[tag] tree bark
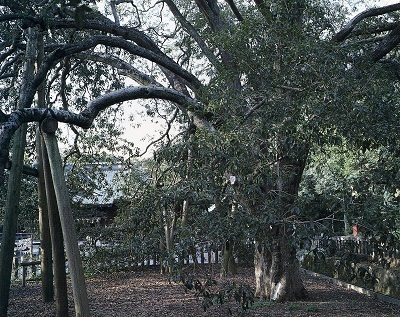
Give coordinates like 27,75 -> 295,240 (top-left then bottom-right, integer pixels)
41,118 -> 91,317
254,240 -> 270,298
181,129 -> 195,228
250,143 -> 309,301
254,226 -> 307,302
221,203 -> 238,278
221,240 -> 237,277
162,203 -> 178,273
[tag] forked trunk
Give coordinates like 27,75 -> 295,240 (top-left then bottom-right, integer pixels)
254,227 -> 307,301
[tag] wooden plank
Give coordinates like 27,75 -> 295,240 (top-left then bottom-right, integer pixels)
0,124 -> 27,317
5,160 -> 39,177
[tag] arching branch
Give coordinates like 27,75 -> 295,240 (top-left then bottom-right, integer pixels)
81,86 -> 203,120
333,3 -> 400,42
0,12 -> 161,59
371,24 -> 400,61
0,11 -> 202,90
0,86 -> 213,177
15,34 -> 203,111
89,35 -> 202,90
334,3 -> 400,61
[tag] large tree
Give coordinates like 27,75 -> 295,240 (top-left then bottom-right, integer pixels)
0,0 -> 399,309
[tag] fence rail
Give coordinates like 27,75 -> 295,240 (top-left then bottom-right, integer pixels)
10,238 -> 237,285
9,233 -> 41,283
312,235 -> 400,264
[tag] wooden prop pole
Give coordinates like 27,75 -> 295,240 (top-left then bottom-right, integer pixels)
41,117 -> 91,317
41,136 -> 69,316
0,124 -> 27,317
36,131 -> 54,302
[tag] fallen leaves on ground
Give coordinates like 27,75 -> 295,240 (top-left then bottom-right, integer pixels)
7,266 -> 400,317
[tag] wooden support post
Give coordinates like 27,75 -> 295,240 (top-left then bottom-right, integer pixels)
37,131 -> 54,302
36,29 -> 54,302
0,27 -> 36,317
41,117 -> 91,317
0,124 -> 27,317
42,136 -> 69,316
22,266 -> 27,287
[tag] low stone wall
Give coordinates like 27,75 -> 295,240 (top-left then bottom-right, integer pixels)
301,251 -> 400,299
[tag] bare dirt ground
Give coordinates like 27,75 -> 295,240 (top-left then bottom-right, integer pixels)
7,265 -> 400,317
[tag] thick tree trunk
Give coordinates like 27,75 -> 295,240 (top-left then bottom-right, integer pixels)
252,144 -> 309,301
254,227 -> 307,301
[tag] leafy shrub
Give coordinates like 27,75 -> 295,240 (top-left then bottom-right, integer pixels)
180,271 -> 254,316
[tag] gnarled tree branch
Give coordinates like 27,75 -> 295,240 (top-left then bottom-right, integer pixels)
0,12 -> 203,91
225,0 -> 243,22
371,24 -> 400,61
334,3 -> 400,61
333,3 -> 400,42
0,86 -> 213,177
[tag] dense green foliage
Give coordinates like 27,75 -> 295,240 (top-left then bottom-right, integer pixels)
301,144 -> 400,238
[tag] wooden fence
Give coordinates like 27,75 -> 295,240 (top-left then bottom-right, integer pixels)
10,238 -> 232,285
10,233 -> 41,283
